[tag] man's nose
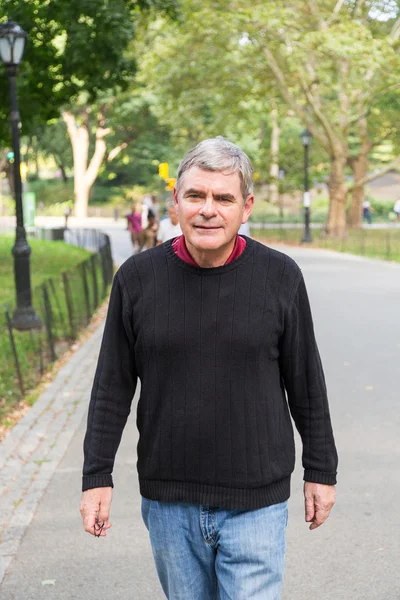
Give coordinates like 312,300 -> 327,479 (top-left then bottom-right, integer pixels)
199,195 -> 217,218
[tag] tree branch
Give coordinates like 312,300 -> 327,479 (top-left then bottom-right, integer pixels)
107,141 -> 130,162
299,78 -> 340,153
349,158 -> 400,191
84,110 -> 111,188
62,111 -> 78,145
260,45 -> 331,152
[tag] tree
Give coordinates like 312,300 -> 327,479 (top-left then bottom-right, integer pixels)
0,0 -> 178,215
135,0 -> 400,235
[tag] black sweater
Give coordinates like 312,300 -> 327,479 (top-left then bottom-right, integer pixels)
83,237 -> 338,510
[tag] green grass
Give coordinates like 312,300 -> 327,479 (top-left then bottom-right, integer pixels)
0,236 -> 92,305
252,227 -> 400,263
0,235 -> 110,426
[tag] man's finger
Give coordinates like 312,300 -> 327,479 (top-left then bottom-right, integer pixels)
309,505 -> 331,530
304,495 -> 315,523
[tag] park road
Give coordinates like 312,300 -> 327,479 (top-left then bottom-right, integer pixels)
0,225 -> 399,599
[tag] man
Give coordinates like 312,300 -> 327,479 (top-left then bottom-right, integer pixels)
81,136 -> 338,599
156,201 -> 182,244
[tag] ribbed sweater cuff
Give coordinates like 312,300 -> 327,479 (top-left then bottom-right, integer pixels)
82,474 -> 114,491
304,469 -> 337,485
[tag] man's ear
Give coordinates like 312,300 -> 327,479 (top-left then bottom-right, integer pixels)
173,187 -> 179,210
242,194 -> 254,223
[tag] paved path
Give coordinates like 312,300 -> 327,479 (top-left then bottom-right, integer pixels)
0,233 -> 400,599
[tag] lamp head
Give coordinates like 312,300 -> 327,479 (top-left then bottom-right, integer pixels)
0,18 -> 27,66
300,129 -> 312,147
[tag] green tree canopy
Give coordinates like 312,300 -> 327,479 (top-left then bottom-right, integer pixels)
0,0 -> 177,143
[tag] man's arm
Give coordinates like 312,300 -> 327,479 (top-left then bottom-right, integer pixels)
81,270 -> 137,534
279,271 -> 338,528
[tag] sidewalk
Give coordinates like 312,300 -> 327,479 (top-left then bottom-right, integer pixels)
0,318 -> 161,598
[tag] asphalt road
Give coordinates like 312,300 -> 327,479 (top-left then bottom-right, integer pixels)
1,222 -> 399,599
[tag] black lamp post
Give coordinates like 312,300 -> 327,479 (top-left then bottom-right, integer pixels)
0,18 -> 41,330
300,128 -> 312,243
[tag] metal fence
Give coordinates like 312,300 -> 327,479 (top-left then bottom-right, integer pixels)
252,224 -> 400,262
0,229 -> 113,421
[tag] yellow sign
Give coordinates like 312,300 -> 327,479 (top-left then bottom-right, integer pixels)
158,162 -> 169,180
165,177 -> 176,191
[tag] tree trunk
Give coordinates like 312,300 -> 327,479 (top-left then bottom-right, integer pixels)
63,108 -> 110,219
348,152 -> 368,228
55,159 -> 68,183
268,107 -> 280,204
325,156 -> 348,236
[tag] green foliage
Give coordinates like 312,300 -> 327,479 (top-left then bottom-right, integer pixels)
0,0 -> 179,144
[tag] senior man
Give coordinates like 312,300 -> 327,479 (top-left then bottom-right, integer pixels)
81,136 -> 338,600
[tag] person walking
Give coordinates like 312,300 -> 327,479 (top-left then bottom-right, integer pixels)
126,202 -> 142,253
156,201 -> 182,245
393,199 -> 400,221
138,209 -> 158,251
80,136 -> 338,600
362,198 -> 373,224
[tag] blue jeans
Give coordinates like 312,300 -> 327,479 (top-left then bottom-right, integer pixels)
141,498 -> 288,600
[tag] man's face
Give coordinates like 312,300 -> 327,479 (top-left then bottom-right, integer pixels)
173,167 -> 254,253
168,204 -> 179,225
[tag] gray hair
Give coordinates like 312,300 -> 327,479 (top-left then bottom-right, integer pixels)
176,136 -> 254,198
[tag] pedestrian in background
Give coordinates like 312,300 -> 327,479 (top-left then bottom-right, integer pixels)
393,199 -> 400,221
156,201 -> 182,245
80,136 -> 338,600
126,202 -> 142,253
143,194 -> 160,222
362,198 -> 373,224
138,209 -> 158,251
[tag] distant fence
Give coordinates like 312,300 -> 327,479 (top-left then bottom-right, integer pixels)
0,229 -> 113,420
252,224 -> 400,262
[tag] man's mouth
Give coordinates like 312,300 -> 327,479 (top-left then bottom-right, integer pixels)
194,225 -> 222,230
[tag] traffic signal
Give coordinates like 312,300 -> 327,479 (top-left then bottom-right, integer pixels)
6,151 -> 14,162
158,162 -> 169,180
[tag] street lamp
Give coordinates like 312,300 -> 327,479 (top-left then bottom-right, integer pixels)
0,18 -> 41,330
300,128 -> 312,243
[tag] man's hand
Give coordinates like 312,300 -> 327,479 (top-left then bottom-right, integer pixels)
304,482 -> 336,531
80,487 -> 113,537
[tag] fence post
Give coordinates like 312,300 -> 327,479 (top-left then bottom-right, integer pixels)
42,283 -> 57,362
30,329 -> 44,376
100,247 -> 107,298
106,237 -> 113,283
48,277 -> 67,336
5,311 -> 25,396
80,262 -> 91,323
62,272 -> 75,338
90,254 -> 99,309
